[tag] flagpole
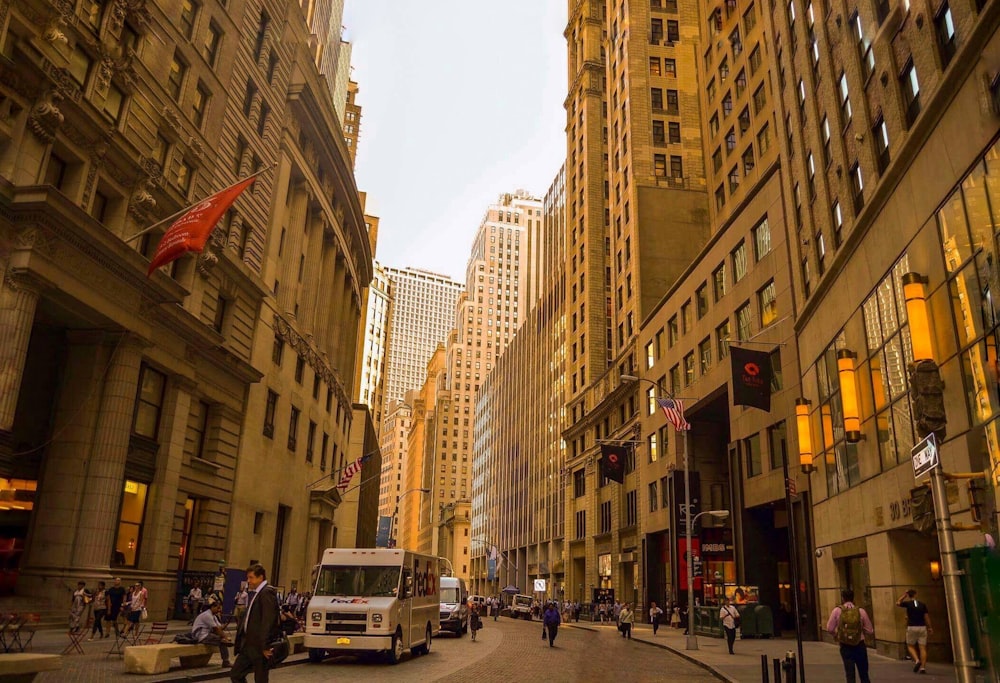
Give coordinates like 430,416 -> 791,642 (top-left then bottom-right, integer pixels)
124,164 -> 275,243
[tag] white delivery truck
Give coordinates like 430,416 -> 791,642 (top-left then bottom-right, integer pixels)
305,548 -> 440,664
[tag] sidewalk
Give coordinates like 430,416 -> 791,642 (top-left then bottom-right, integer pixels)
569,621 -> 957,683
15,619 -> 309,683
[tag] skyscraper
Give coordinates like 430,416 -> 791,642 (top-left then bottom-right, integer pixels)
381,267 -> 463,414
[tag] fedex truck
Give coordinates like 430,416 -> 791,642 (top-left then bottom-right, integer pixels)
304,548 -> 440,664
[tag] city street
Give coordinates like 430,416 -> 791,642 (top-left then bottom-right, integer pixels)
265,619 -> 718,683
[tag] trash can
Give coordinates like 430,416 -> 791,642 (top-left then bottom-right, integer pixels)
754,604 -> 774,638
738,604 -> 759,638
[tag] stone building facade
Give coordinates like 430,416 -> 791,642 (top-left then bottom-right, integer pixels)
0,0 -> 369,612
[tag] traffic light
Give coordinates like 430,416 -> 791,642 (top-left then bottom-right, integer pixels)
910,485 -> 935,534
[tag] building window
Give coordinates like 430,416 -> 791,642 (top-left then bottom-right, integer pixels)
758,280 -> 778,327
807,152 -> 817,198
190,399 -> 211,461
681,300 -> 692,334
664,58 -> 676,76
180,0 -> 198,38
574,469 -> 586,497
713,263 -> 728,301
873,116 -> 890,172
768,421 -> 787,470
576,510 -> 586,539
757,122 -> 771,155
684,352 -> 696,385
115,480 -> 149,568
817,333 -> 863,495
667,20 -> 679,42
716,320 -> 731,359
306,421 -> 316,463
257,102 -> 270,137
243,80 -> 257,116
652,87 -> 664,110
732,241 -> 748,282
625,490 -> 638,527
653,120 -> 665,144
838,72 -> 852,126
176,160 -> 193,194
851,162 -> 864,213
668,121 -> 681,143
294,356 -> 305,384
203,22 -> 222,65
726,128 -> 737,152
671,156 -> 683,178
132,365 -> 167,439
852,12 -> 874,81
668,316 -> 679,346
696,283 -> 709,318
821,115 -> 832,166
729,167 -> 740,193
901,59 -> 921,126
648,432 -> 659,462
744,433 -> 762,476
832,200 -> 844,247
935,3 -> 956,66
699,337 -> 712,374
213,295 -> 228,332
802,257 -> 812,298
649,481 -> 659,512
650,57 -> 662,76
666,89 -> 679,113
288,406 -> 300,451
736,301 -> 753,341
192,81 -> 210,127
654,154 -> 667,177
168,52 -> 186,101
753,217 -> 771,260
670,365 -> 682,395
254,9 -> 269,60
263,389 -> 277,438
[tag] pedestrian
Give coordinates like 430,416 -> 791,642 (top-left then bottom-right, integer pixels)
574,601 -> 581,622
827,588 -> 874,683
193,598 -> 233,668
123,582 -> 146,638
671,605 -> 681,629
89,581 -> 107,640
897,589 -> 933,674
613,600 -> 622,626
470,604 -> 482,641
493,596 -> 499,621
106,577 -> 126,635
69,581 -> 89,633
720,596 -> 739,654
649,601 -> 663,635
235,585 -> 249,622
619,603 -> 634,639
187,583 -> 204,623
231,564 -> 280,683
543,602 -> 561,647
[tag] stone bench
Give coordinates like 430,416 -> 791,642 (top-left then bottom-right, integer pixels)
288,632 -> 305,653
123,643 -> 216,675
0,653 -> 62,683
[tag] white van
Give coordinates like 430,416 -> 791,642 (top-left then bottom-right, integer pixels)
510,594 -> 533,619
304,548 -> 440,664
438,576 -> 468,635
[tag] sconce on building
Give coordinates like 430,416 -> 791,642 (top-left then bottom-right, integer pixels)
930,559 -> 941,581
837,350 -> 862,443
795,398 -> 816,474
903,273 -> 934,362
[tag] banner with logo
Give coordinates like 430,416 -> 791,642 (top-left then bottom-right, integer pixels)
731,345 -> 773,411
600,444 -> 627,483
375,515 -> 392,548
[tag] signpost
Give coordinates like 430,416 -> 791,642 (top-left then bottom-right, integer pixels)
911,433 -> 940,481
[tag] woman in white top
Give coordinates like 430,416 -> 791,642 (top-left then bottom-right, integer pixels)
720,596 -> 740,655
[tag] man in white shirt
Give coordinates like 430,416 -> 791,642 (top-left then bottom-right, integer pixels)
192,599 -> 232,668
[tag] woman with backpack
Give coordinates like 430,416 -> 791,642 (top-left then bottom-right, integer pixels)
719,596 -> 740,654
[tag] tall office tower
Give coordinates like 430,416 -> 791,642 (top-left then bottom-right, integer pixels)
561,0 -> 711,610
764,0 -> 1000,655
411,190 -> 541,573
308,0 -> 347,104
344,80 -> 362,168
381,267 -> 463,414
355,262 -> 392,432
471,168 -> 567,596
378,399 -> 413,522
331,40 -> 353,126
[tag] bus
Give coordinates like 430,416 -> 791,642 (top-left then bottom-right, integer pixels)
304,548 -> 440,664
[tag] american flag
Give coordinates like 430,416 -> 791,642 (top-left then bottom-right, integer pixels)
336,454 -> 371,491
657,397 -> 691,431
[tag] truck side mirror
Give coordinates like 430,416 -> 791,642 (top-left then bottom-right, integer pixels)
405,575 -> 414,598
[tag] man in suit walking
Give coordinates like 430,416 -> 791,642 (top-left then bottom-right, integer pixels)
231,564 -> 280,683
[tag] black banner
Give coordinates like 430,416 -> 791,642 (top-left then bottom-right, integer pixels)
731,345 -> 773,411
600,444 -> 627,484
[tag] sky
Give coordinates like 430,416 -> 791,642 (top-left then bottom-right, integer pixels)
342,1 -> 567,282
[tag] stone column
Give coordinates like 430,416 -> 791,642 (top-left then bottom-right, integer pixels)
0,273 -> 39,431
279,182 -> 309,316
299,213 -> 325,336
314,236 -> 335,347
72,334 -> 146,571
324,254 -> 346,361
137,378 -> 194,572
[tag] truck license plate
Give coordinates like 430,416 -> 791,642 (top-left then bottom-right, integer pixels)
336,637 -> 351,645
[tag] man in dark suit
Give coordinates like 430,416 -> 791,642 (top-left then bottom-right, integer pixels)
230,564 -> 280,683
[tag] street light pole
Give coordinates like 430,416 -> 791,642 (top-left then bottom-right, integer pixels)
388,487 -> 429,549
685,509 -> 731,650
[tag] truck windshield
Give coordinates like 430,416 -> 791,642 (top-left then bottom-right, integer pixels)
440,587 -> 460,603
514,596 -> 531,606
314,565 -> 400,598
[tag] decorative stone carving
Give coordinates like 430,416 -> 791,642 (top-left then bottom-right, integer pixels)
43,17 -> 68,44
14,226 -> 57,255
27,89 -> 63,142
161,106 -> 182,137
187,137 -> 204,165
39,62 -> 81,103
128,176 -> 156,218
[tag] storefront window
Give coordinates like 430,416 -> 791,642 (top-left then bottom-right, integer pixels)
115,479 -> 148,568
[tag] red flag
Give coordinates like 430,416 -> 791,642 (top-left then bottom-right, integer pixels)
145,176 -> 256,276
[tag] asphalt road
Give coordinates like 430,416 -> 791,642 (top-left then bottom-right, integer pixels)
265,617 -> 720,682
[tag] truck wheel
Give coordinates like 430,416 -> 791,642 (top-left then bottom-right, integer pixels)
308,648 -> 325,663
413,624 -> 432,655
386,630 -> 404,664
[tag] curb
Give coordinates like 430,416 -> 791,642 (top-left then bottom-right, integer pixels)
154,653 -> 311,683
630,636 -> 738,683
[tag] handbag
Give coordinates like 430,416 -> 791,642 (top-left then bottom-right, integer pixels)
141,607 -> 148,621
267,635 -> 290,667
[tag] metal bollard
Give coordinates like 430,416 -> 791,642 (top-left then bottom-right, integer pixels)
761,654 -> 770,683
782,651 -> 797,683
773,658 -> 782,683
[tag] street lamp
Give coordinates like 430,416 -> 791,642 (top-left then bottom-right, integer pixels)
621,373 -> 703,651
388,487 -> 430,549
686,510 -> 730,649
